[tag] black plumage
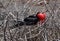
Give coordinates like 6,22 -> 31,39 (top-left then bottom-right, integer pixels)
24,14 -> 39,25
15,13 -> 40,26
15,21 -> 24,27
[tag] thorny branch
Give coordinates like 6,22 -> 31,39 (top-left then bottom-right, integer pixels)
0,0 -> 60,41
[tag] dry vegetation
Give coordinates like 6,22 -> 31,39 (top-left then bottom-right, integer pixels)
0,0 -> 60,41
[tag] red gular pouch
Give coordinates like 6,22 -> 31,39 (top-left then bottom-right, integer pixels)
36,12 -> 46,24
